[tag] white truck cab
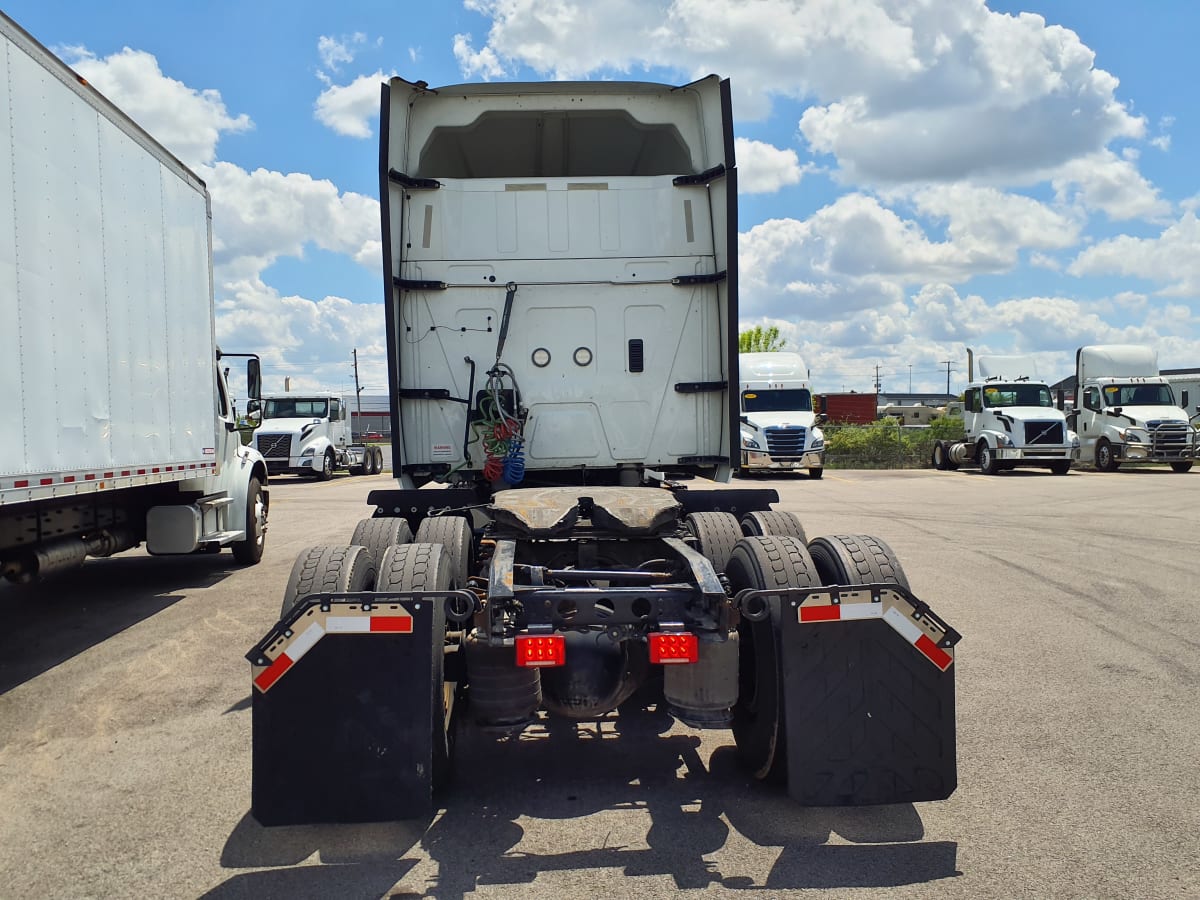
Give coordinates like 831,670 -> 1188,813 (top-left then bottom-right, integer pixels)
255,395 -> 382,479
1072,346 -> 1196,473
738,352 -> 825,478
932,353 -> 1079,475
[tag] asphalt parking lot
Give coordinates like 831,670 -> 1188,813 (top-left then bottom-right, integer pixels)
1,465 -> 1198,898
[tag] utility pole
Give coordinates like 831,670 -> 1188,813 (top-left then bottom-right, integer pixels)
352,349 -> 364,434
941,360 -> 954,396
874,364 -> 882,394
908,364 -> 913,393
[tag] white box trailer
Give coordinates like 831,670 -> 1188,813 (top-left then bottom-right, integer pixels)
0,12 -> 270,580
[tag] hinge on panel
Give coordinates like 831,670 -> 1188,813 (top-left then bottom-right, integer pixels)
672,271 -> 727,286
397,388 -> 452,400
675,381 -> 727,394
672,164 -> 726,186
394,277 -> 447,291
388,169 -> 441,190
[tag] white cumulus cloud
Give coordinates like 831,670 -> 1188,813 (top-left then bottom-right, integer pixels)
64,47 -> 251,169
735,138 -> 804,193
314,71 -> 390,138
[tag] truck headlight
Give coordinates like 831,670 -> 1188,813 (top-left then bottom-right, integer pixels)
1119,429 -> 1144,442
1067,431 -> 1080,448
301,446 -> 316,457
810,428 -> 824,450
996,433 -> 1013,447
741,433 -> 760,450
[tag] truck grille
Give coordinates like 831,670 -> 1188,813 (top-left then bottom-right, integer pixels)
256,433 -> 292,459
1023,421 -> 1064,445
1147,421 -> 1192,457
765,426 -> 806,458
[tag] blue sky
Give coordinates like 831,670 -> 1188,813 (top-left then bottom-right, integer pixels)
6,1 -> 1199,395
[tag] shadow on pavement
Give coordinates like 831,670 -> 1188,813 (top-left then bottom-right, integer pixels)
0,553 -> 239,694
212,698 -> 958,897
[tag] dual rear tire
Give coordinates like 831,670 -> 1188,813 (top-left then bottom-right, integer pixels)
729,533 -> 910,785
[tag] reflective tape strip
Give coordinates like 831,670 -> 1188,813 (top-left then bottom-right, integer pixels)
838,602 -> 883,621
798,600 -> 882,622
327,613 -> 413,633
253,654 -> 293,692
254,613 -> 414,692
287,622 -> 326,661
371,616 -> 413,633
797,592 -> 954,672
885,607 -> 953,671
883,606 -> 923,643
799,604 -> 841,622
326,616 -> 371,633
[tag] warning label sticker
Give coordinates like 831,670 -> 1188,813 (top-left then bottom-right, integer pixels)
431,443 -> 455,461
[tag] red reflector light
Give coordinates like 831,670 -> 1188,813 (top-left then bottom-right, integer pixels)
649,632 -> 698,665
516,634 -> 565,667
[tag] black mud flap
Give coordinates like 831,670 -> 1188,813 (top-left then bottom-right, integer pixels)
779,585 -> 960,806
247,594 -> 444,825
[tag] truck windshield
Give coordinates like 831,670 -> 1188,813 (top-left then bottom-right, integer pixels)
264,399 -> 329,419
1103,384 -> 1175,407
982,384 -> 1053,408
742,389 -> 812,413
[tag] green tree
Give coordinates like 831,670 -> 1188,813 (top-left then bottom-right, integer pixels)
739,325 -> 787,352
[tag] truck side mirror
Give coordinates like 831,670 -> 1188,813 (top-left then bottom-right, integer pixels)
246,357 -> 262,401
816,413 -> 828,426
240,398 -> 263,432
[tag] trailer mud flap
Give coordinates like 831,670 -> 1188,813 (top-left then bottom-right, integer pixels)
247,594 -> 447,825
779,586 -> 959,806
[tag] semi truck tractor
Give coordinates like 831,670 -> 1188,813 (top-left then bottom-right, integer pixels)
248,75 -> 960,825
0,12 -> 269,582
254,394 -> 384,479
1072,345 -> 1196,472
932,352 -> 1079,475
737,352 -> 825,478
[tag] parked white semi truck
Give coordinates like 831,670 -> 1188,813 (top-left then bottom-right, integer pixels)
932,352 -> 1079,475
1072,345 -> 1196,472
248,75 -> 960,826
0,13 -> 269,582
254,394 -> 384,479
737,352 -> 825,478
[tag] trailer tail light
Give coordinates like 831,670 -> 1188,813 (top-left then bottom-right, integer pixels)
649,632 -> 698,665
516,634 -> 565,667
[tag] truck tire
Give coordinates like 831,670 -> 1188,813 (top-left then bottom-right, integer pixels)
1170,461 -> 1193,473
808,466 -> 824,480
414,515 -> 474,588
807,534 -> 910,590
231,477 -> 267,565
317,449 -> 335,481
350,516 -> 414,567
376,542 -> 458,788
685,512 -> 743,574
1095,438 -> 1120,472
1050,461 -> 1072,476
978,441 -> 1000,476
740,511 -> 808,545
279,544 -> 376,619
932,441 -> 948,471
727,535 -> 820,783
